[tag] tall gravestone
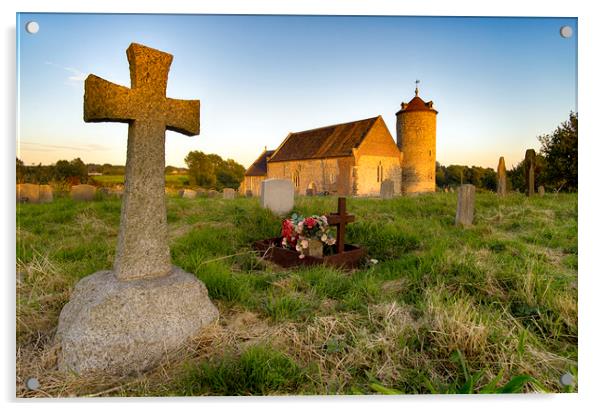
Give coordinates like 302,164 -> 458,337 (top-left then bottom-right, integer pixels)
380,179 -> 394,199
497,156 -> 507,196
55,43 -> 218,374
261,179 -> 294,215
525,149 -> 536,197
455,184 -> 476,227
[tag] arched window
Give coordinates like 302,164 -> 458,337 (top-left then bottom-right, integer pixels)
377,162 -> 384,182
293,170 -> 300,188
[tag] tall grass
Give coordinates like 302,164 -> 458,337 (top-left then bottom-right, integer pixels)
16,192 -> 577,396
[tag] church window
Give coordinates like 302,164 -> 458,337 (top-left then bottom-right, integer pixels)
293,170 -> 300,188
377,162 -> 384,183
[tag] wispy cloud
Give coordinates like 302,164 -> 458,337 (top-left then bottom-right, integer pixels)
19,141 -> 112,152
44,61 -> 87,86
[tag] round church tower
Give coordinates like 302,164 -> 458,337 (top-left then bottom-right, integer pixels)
395,85 -> 438,194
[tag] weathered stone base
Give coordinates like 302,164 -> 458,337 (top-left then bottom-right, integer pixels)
55,266 -> 218,375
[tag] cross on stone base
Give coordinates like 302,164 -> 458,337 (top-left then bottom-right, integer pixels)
326,197 -> 355,254
55,43 -> 217,375
84,43 -> 200,280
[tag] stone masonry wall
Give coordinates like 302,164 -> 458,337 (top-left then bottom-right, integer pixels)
396,110 -> 436,193
267,157 -> 353,195
354,116 -> 403,196
240,175 -> 266,196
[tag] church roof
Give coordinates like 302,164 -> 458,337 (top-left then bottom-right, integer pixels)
245,150 -> 275,176
268,116 -> 380,163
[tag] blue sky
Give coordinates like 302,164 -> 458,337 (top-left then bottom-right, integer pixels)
17,13 -> 577,169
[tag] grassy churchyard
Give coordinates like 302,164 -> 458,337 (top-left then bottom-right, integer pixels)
16,192 -> 577,396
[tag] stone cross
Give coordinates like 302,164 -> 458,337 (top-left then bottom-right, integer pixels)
326,197 -> 355,254
525,149 -> 536,197
497,156 -> 507,196
84,43 -> 200,280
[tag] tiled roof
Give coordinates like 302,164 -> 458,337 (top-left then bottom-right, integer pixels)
268,116 -> 380,163
245,150 -> 274,176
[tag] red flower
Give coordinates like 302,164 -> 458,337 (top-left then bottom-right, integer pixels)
281,219 -> 297,248
304,217 -> 316,230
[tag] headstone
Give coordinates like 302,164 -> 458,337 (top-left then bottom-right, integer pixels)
39,185 -> 53,203
55,43 -> 217,374
455,184 -> 476,227
207,189 -> 218,198
525,149 -> 536,196
16,183 -> 40,203
306,188 -> 314,196
70,184 -> 97,201
180,188 -> 197,199
380,179 -> 394,199
195,187 -> 207,197
245,189 -> 253,198
538,185 -> 545,196
497,156 -> 507,196
223,188 -> 235,199
261,179 -> 294,215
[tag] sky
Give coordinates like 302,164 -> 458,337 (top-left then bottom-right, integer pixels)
16,13 -> 577,169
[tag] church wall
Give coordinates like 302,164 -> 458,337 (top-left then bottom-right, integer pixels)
267,157 -> 352,195
353,116 -> 403,195
353,155 -> 402,196
239,175 -> 266,196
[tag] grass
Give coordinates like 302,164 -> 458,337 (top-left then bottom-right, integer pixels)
16,192 -> 577,396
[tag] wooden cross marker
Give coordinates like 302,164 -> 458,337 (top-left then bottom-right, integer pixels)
84,43 -> 200,281
326,197 -> 355,254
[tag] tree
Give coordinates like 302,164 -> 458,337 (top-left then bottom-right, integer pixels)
185,151 -> 216,188
537,112 -> 578,191
184,150 -> 246,189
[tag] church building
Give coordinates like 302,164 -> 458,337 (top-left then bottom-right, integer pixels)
240,87 -> 437,196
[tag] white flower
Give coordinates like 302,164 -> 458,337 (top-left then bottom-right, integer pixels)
370,259 -> 379,265
299,253 -> 305,259
321,234 -> 327,242
296,244 -> 302,252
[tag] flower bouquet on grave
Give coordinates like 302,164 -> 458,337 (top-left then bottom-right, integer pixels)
281,213 -> 336,259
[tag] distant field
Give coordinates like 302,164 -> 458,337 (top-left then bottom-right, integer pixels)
91,174 -> 190,188
16,193 -> 577,396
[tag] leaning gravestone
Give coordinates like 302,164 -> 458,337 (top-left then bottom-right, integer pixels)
70,184 -> 97,201
380,179 -> 394,199
39,185 -> 53,203
16,183 -> 40,203
538,185 -> 545,196
261,179 -> 294,215
55,43 -> 217,374
497,156 -> 507,196
223,188 -> 235,199
455,184 -> 476,227
525,149 -> 536,197
180,188 -> 197,199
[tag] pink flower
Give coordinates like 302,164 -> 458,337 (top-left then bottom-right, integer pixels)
301,239 -> 309,249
